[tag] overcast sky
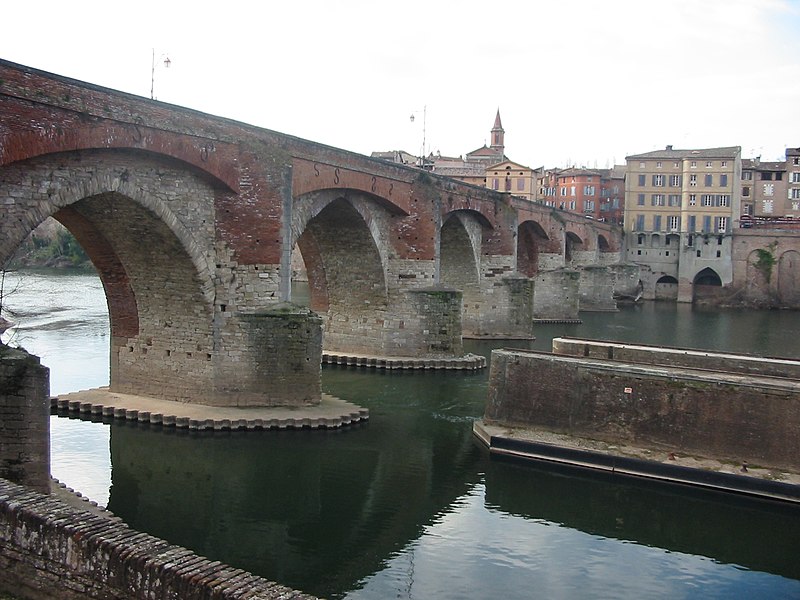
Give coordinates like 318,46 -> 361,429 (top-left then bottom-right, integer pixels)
2,1 -> 799,169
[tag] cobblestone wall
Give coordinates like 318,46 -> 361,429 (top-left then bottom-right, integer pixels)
0,478 -> 316,599
0,346 -> 49,494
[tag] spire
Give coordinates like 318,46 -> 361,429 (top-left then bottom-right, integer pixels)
491,109 -> 505,155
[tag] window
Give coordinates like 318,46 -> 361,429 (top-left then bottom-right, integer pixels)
570,186 -> 576,197
716,217 -> 728,233
505,177 -> 511,191
639,162 -> 645,168
560,186 -> 567,196
794,157 -> 800,165
689,194 -> 696,206
763,199 -> 774,213
517,178 -> 525,191
674,161 -> 680,168
792,172 -> 800,183
742,186 -> 750,197
637,234 -> 645,245
702,216 -> 712,232
668,215 -> 680,231
569,200 -> 576,210
637,193 -> 645,206
656,161 -> 662,168
704,174 -> 713,186
742,204 -> 752,215
653,215 -> 662,231
690,174 -> 697,186
690,161 -> 697,168
668,194 -> 681,206
793,201 -> 800,211
761,172 -> 773,180
706,161 -> 713,168
652,174 -> 665,186
584,185 -> 596,196
701,194 -> 714,206
688,216 -> 696,233
776,172 -> 784,181
584,200 -> 595,212
636,215 -> 645,230
638,174 -> 646,186
720,174 -> 728,187
763,183 -> 774,197
651,194 -> 665,206
791,189 -> 800,199
721,161 -> 728,167
718,195 -> 730,207
742,171 -> 752,181
669,174 -> 681,187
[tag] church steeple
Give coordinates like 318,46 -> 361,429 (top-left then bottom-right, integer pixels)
490,109 -> 504,156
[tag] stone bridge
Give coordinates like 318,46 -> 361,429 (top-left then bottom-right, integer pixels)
0,60 -> 624,406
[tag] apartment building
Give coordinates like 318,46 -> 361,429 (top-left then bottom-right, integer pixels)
537,166 -> 625,223
741,159 -> 787,218
624,145 -> 741,302
789,148 -> 800,217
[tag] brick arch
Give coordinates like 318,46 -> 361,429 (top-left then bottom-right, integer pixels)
778,250 -> 800,306
0,150 -> 216,307
440,211 -> 484,335
745,250 -> 771,304
565,231 -> 585,262
294,196 -> 389,354
516,220 -> 552,276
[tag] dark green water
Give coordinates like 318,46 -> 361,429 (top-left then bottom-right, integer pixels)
5,271 -> 800,599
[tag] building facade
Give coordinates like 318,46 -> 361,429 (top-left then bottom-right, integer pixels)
624,145 -> 741,302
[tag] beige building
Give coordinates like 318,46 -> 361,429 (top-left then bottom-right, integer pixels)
485,159 -> 537,200
624,145 -> 741,302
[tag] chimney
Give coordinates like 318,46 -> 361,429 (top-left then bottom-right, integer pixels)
666,145 -> 673,151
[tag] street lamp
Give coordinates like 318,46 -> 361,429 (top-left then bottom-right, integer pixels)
150,49 -> 171,100
409,105 -> 427,166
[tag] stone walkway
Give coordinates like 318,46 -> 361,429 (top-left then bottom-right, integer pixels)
474,420 -> 800,504
53,387 -> 368,431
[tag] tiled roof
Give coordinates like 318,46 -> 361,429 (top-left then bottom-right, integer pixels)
626,146 -> 740,160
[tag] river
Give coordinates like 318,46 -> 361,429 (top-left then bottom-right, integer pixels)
2,269 -> 800,599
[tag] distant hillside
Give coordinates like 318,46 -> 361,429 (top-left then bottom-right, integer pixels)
7,218 -> 92,270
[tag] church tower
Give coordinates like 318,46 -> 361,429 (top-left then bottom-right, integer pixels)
490,109 -> 505,156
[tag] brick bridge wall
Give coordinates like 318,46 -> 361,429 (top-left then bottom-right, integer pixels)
0,59 -> 625,404
0,478 -> 316,599
485,348 -> 800,471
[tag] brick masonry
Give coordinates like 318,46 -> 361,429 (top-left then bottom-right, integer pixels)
0,346 -> 49,494
485,349 -> 800,471
0,477 -> 317,599
0,59 -> 626,404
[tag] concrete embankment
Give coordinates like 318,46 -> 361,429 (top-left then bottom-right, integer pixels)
476,341 -> 800,503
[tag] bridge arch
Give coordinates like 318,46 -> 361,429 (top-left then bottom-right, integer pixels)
1,149 -> 218,400
293,193 -> 390,353
778,250 -> 800,306
564,231 -> 584,263
516,220 -> 552,276
440,211 -> 488,335
655,274 -> 679,300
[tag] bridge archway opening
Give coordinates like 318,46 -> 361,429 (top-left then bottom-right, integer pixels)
517,221 -> 550,276
655,274 -> 679,301
565,231 -> 584,263
778,250 -> 800,306
597,234 -> 611,252
295,197 -> 388,353
440,212 -> 484,335
693,267 -> 723,303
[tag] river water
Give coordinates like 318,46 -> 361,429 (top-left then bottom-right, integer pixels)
2,269 -> 800,599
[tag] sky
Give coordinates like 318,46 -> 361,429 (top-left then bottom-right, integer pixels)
2,0 -> 799,169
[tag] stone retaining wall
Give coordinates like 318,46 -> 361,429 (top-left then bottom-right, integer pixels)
485,349 -> 800,471
0,478 -> 316,599
0,346 -> 49,494
552,337 -> 800,379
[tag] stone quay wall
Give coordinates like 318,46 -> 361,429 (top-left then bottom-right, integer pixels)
0,478 -> 317,600
0,346 -> 49,494
533,270 -> 580,320
552,338 -> 800,380
485,349 -> 800,471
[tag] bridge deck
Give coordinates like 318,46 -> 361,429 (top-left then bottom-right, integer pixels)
53,388 -> 368,431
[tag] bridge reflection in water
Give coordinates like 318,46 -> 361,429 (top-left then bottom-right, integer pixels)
23,272 -> 800,598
